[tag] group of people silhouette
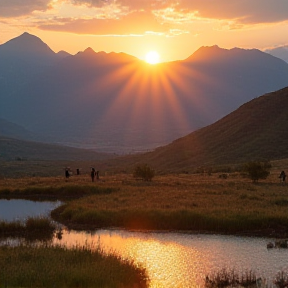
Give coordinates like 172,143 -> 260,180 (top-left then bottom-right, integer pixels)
64,167 -> 99,182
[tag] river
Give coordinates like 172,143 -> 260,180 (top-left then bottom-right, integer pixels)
1,199 -> 288,287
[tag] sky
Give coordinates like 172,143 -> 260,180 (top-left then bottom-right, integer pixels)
0,0 -> 288,62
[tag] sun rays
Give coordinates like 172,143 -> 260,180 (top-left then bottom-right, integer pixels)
80,51 -> 212,151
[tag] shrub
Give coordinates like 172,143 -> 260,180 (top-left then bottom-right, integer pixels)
219,173 -> 228,179
133,164 -> 155,181
243,161 -> 271,183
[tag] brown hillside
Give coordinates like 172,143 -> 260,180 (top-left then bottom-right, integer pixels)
101,87 -> 288,172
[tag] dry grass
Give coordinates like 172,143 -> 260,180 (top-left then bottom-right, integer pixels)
2,168 -> 287,236
0,243 -> 148,288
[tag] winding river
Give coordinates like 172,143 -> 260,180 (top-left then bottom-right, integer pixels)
1,199 -> 288,287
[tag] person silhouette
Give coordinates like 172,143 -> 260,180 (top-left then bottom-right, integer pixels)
279,171 -> 286,182
65,168 -> 70,179
91,168 -> 96,182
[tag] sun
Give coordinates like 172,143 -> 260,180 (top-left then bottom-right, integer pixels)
145,50 -> 160,64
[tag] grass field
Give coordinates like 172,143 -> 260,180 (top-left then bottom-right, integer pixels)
1,163 -> 288,287
1,163 -> 288,238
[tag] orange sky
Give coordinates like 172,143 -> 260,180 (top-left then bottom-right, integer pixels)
1,0 -> 288,62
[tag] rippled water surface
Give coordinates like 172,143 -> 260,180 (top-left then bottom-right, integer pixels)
1,199 -> 288,287
53,229 -> 288,287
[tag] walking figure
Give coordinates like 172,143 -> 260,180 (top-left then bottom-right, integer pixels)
279,171 -> 286,182
91,168 -> 96,182
65,168 -> 70,179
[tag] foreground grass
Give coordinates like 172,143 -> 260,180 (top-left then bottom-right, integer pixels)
205,268 -> 258,287
1,171 -> 288,237
205,268 -> 288,288
0,243 -> 148,288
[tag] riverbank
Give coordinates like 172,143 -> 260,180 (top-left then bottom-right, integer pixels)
1,172 -> 288,238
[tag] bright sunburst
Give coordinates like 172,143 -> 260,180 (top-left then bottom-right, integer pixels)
145,50 -> 160,64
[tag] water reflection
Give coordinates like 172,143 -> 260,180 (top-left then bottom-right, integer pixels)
0,199 -> 62,222
1,199 -> 288,287
53,229 -> 288,288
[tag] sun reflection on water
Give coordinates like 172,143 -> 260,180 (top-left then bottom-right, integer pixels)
53,229 -> 288,288
54,229 -> 210,287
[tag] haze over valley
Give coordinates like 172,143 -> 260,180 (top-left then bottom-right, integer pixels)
1,33 -> 288,154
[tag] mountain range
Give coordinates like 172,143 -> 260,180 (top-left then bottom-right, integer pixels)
1,33 -> 288,154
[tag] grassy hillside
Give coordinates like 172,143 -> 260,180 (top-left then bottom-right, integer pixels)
98,87 -> 288,172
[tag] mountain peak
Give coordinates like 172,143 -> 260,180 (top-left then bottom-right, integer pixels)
56,50 -> 71,59
6,32 -> 51,49
20,31 -> 35,37
0,32 -> 56,64
21,32 -> 30,36
75,47 -> 98,58
84,47 -> 96,54
185,45 -> 228,62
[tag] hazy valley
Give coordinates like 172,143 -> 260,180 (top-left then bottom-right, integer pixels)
1,32 -> 288,155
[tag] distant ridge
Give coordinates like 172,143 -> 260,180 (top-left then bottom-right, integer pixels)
101,87 -> 288,171
56,50 -> 71,59
0,118 -> 45,142
265,46 -> 288,63
0,136 -> 113,161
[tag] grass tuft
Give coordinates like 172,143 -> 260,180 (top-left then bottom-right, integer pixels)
0,217 -> 56,241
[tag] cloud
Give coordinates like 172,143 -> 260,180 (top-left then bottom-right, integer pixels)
66,0 -> 288,35
71,0 -> 110,8
38,10 -> 168,35
2,0 -> 287,35
0,0 -> 54,17
71,0 -> 288,25
175,0 -> 288,24
72,0 -> 172,10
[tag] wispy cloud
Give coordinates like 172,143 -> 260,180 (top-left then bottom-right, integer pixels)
1,0 -> 288,35
38,10 -> 168,35
72,0 -> 288,25
175,0 -> 288,24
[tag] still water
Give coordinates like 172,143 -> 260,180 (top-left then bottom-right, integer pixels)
0,199 -> 61,222
1,200 -> 288,287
